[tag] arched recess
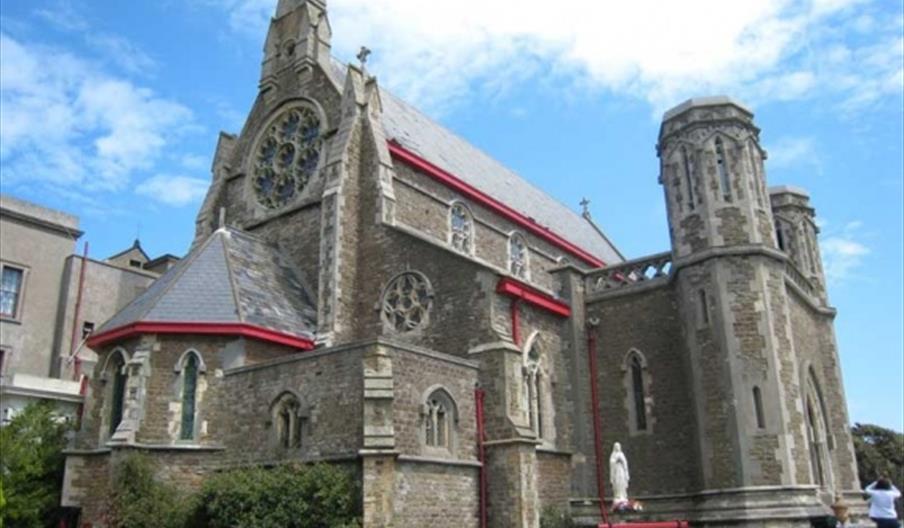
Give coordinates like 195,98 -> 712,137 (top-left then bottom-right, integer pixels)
420,385 -> 459,454
621,348 -> 653,435
100,347 -> 130,440
269,390 -> 310,449
522,331 -> 555,444
508,232 -> 530,280
174,350 -> 206,441
803,365 -> 835,489
449,201 -> 474,255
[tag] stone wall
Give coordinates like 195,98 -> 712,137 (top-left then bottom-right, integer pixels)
393,461 -> 479,527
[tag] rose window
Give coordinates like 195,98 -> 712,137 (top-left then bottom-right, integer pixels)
381,272 -> 433,332
252,106 -> 321,209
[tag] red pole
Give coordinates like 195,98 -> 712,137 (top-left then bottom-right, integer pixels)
510,299 -> 521,347
68,242 -> 89,379
475,388 -> 488,528
587,327 -> 610,526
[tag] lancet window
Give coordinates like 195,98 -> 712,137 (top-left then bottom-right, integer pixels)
509,233 -> 528,279
715,137 -> 732,202
107,350 -> 128,436
450,203 -> 473,254
681,146 -> 696,211
423,389 -> 455,450
272,392 -> 304,449
623,349 -> 653,434
178,352 -> 201,440
523,343 -> 543,438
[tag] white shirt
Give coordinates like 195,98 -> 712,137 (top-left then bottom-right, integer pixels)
865,481 -> 901,519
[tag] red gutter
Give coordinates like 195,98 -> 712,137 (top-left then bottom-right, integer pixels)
387,141 -> 606,269
475,388 -> 488,528
587,327 -> 610,526
496,277 -> 571,318
87,322 -> 316,351
69,243 -> 89,379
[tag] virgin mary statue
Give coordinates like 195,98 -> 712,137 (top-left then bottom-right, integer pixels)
609,442 -> 630,504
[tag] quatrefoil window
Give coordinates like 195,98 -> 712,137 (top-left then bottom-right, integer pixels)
252,105 -> 322,209
381,272 -> 433,333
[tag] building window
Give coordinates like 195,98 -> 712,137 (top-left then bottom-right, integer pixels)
180,353 -> 199,440
523,342 -> 543,438
775,221 -> 786,251
423,389 -> 456,450
681,146 -> 696,211
698,289 -> 709,325
128,259 -> 143,269
715,137 -> 732,202
0,265 -> 25,319
271,392 -> 304,448
805,368 -> 833,488
251,104 -> 322,209
449,202 -> 473,254
747,143 -> 765,207
753,386 -> 766,429
509,233 -> 529,279
108,352 -> 128,436
380,272 -> 433,333
630,356 -> 647,431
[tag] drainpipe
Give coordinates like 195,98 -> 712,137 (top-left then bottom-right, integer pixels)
69,242 -> 89,380
475,387 -> 488,528
510,298 -> 522,346
587,319 -> 610,526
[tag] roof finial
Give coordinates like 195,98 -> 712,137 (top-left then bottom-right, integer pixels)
357,46 -> 371,71
580,197 -> 591,219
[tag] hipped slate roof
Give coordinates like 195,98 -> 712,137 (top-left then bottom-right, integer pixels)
93,227 -> 317,346
379,90 -> 624,265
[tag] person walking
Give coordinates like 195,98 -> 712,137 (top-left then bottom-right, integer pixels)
864,477 -> 901,528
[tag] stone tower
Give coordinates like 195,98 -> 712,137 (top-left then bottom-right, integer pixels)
657,97 -> 859,521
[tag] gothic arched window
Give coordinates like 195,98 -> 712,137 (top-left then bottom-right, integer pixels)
622,349 -> 652,435
805,368 -> 833,488
105,350 -> 128,436
681,146 -> 696,211
450,202 -> 473,254
715,137 -> 732,202
251,104 -> 322,209
523,342 -> 543,438
271,392 -> 305,449
178,352 -> 200,440
509,233 -> 528,279
753,386 -> 766,429
423,389 -> 456,451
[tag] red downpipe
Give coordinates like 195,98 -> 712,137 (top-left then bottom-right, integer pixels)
475,388 -> 488,528
69,242 -> 89,380
510,299 -> 522,347
587,326 -> 610,526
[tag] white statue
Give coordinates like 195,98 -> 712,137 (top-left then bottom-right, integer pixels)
609,442 -> 630,505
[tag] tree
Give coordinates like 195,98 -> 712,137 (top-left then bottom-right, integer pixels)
0,402 -> 69,528
106,454 -> 195,528
851,423 -> 904,488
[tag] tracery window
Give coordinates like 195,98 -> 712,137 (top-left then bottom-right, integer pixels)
272,392 -> 304,449
423,389 -> 455,450
252,105 -> 322,209
509,233 -> 528,279
380,272 -> 433,333
449,203 -> 473,254
715,137 -> 732,202
179,353 -> 200,440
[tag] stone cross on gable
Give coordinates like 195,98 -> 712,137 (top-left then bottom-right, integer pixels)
357,46 -> 371,69
580,197 -> 591,218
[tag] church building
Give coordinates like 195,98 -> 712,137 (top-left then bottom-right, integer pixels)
61,1 -> 863,526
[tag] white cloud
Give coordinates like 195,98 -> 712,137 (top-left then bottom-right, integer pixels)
767,136 -> 818,169
203,0 -> 903,116
0,33 -> 192,191
135,174 -> 209,206
180,154 -> 209,170
86,34 -> 158,76
33,0 -> 89,32
820,220 -> 870,284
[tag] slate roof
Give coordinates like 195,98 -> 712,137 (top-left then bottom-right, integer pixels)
378,87 -> 623,265
97,227 -> 317,340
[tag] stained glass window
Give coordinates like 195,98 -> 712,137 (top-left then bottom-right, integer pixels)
509,234 -> 528,279
381,273 -> 432,333
253,106 -> 322,209
631,356 -> 647,431
0,266 -> 24,318
180,354 -> 199,440
450,203 -> 472,254
109,354 -> 127,435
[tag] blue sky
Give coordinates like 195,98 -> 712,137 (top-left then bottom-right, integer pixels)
1,0 -> 901,430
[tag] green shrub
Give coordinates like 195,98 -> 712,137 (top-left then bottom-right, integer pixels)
107,454 -> 195,528
194,463 -> 360,528
540,505 -> 575,528
0,402 -> 69,528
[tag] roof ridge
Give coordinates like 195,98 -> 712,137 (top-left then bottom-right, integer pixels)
219,229 -> 247,324
582,214 -> 626,262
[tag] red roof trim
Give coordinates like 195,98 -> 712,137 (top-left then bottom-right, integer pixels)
86,322 -> 316,351
496,277 -> 571,318
387,141 -> 606,268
